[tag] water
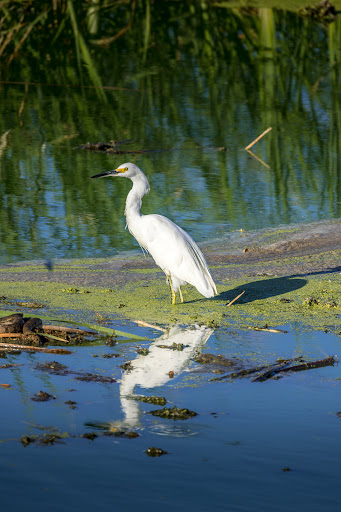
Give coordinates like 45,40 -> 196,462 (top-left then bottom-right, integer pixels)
0,8 -> 340,264
1,325 -> 341,511
0,4 -> 341,511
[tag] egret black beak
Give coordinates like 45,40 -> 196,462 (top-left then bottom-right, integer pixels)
91,170 -> 119,179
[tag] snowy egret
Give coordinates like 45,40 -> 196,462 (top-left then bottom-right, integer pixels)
91,162 -> 217,304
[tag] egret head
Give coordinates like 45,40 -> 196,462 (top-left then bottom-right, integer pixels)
91,162 -> 141,180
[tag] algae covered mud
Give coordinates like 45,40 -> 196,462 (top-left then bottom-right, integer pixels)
1,218 -> 340,333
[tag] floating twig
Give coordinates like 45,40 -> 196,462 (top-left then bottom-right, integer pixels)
0,343 -> 72,354
245,127 -> 272,150
134,320 -> 166,332
249,325 -> 286,333
0,333 -> 24,338
0,384 -> 10,388
0,363 -> 23,369
226,290 -> 245,307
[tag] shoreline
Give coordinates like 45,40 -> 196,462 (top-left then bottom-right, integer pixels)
0,218 -> 340,334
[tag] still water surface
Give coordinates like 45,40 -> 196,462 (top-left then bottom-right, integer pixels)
1,324 -> 341,511
0,8 -> 340,263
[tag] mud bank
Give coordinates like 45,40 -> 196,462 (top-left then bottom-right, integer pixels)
0,219 -> 340,333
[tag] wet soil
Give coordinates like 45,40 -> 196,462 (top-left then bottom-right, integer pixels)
0,218 -> 340,333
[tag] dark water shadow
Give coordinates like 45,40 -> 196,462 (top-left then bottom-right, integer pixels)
215,276 -> 307,304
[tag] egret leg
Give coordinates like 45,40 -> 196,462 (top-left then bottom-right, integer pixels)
168,276 -> 176,305
179,286 -> 184,303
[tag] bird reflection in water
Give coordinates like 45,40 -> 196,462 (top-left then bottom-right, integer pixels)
118,324 -> 213,431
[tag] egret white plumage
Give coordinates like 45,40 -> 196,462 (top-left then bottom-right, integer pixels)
91,162 -> 217,304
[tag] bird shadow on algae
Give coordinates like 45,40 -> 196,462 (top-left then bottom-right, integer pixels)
213,265 -> 341,304
214,276 -> 307,304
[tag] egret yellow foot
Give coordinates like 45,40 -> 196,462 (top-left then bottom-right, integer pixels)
168,276 -> 177,305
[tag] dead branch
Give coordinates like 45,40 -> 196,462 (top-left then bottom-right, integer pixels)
0,343 -> 72,354
134,320 -> 166,332
226,290 -> 245,307
0,333 -> 24,338
0,363 -> 23,369
249,326 -> 286,333
42,324 -> 95,335
280,355 -> 337,373
211,357 -> 303,382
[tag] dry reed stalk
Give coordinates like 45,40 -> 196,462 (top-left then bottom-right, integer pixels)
0,343 -> 72,354
226,290 -> 245,307
245,127 -> 272,150
134,320 -> 166,332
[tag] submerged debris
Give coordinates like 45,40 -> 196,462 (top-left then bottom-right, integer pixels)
81,432 -> 98,440
0,363 -> 22,369
149,406 -> 197,420
92,353 -> 120,358
212,355 -> 337,383
30,390 -> 56,402
136,348 -> 150,356
64,400 -> 77,409
146,447 -> 168,457
194,353 -> 237,367
35,361 -> 68,375
35,360 -> 117,383
156,342 -> 186,351
20,428 -> 139,447
102,430 -> 140,438
21,431 -> 68,446
16,301 -> 44,308
129,395 -> 167,406
120,361 -> 134,371
21,436 -> 36,447
77,140 -> 135,152
75,373 -> 116,383
0,313 -> 96,347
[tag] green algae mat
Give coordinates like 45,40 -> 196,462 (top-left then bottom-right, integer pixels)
1,219 -> 340,335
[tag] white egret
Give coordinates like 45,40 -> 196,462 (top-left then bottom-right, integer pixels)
91,162 -> 217,304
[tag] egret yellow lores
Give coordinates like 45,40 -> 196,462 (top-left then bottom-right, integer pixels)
91,163 -> 217,304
